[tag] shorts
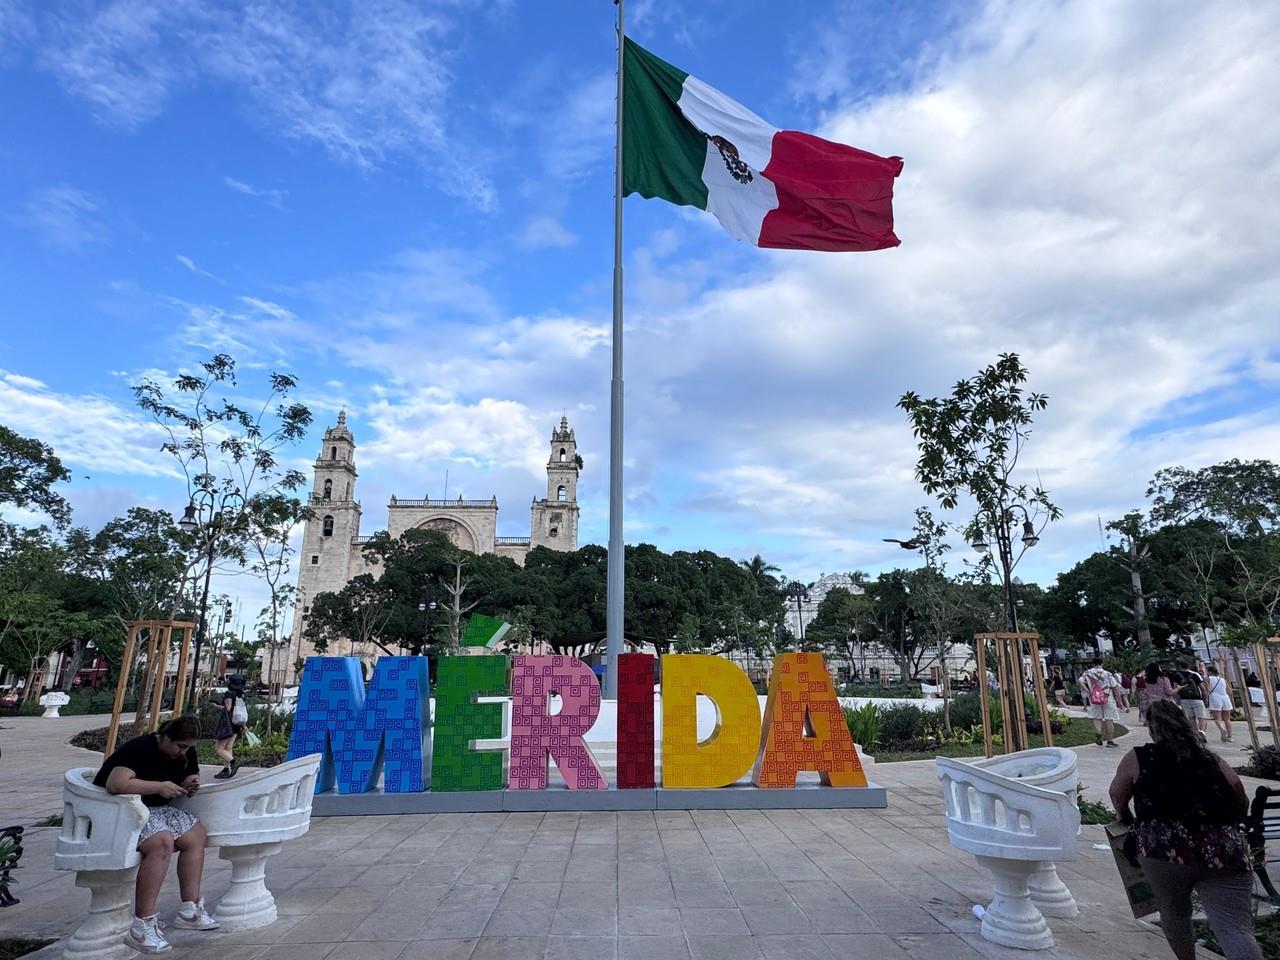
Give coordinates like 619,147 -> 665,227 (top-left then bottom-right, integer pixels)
1207,695 -> 1233,712
1181,700 -> 1208,720
1087,702 -> 1119,722
139,805 -> 199,844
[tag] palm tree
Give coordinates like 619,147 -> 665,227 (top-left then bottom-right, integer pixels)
739,554 -> 780,591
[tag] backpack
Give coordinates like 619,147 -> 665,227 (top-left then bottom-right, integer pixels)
1089,679 -> 1110,705
231,696 -> 249,725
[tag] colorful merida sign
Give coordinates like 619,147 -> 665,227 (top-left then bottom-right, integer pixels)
286,652 -> 875,808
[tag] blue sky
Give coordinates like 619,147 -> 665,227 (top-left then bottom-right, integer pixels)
2,0 -> 1278,627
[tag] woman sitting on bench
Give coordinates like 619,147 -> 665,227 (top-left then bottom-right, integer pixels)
95,716 -> 221,954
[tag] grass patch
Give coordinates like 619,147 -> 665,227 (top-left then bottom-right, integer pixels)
1196,913 -> 1280,959
870,717 -> 1128,763
0,939 -> 55,960
30,815 -> 60,828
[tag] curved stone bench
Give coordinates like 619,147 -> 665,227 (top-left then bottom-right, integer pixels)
970,747 -> 1080,919
54,755 -> 321,959
937,751 -> 1081,950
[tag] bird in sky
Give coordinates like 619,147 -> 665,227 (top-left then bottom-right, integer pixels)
882,537 -> 925,550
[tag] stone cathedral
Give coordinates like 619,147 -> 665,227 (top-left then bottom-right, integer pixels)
290,412 -> 581,653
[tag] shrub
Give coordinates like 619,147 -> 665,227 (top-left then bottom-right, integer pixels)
1243,745 -> 1280,781
948,692 -> 1001,734
843,703 -> 880,748
877,703 -> 931,743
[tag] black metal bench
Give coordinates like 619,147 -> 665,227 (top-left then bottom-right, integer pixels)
1247,785 -> 1280,902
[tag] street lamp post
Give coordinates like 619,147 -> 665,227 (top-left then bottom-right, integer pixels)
418,588 -> 437,654
178,487 -> 245,705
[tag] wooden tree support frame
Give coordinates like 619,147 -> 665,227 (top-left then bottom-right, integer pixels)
105,620 -> 195,756
1222,654 -> 1260,752
974,633 -> 1053,759
1253,641 -> 1280,751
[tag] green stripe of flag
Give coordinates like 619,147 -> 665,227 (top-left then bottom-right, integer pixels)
622,38 -> 708,210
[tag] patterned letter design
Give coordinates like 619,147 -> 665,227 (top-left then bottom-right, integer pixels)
661,654 -> 761,788
508,655 -> 606,790
430,655 -> 510,792
286,656 -> 430,795
616,653 -> 656,789
753,652 -> 867,788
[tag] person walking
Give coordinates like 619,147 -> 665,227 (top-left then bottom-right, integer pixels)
95,716 -> 221,954
1050,667 -> 1068,708
213,675 -> 247,780
1134,671 -> 1150,725
1205,665 -> 1235,742
1079,658 -> 1121,747
1116,671 -> 1133,711
1172,665 -> 1210,739
1109,699 -> 1260,960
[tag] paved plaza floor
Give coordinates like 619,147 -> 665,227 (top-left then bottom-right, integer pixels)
1,710 -> 1268,959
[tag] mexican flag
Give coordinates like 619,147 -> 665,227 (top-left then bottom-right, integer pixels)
622,38 -> 903,252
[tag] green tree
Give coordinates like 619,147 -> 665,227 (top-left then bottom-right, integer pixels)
0,423 -> 72,528
898,353 -> 1060,633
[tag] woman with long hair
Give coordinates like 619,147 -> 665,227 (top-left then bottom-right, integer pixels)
1110,700 -> 1259,960
1205,664 -> 1235,742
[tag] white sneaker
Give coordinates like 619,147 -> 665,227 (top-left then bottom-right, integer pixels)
125,915 -> 172,954
173,898 -> 221,931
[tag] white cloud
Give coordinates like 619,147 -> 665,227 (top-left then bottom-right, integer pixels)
176,253 -> 221,282
518,215 -> 578,250
22,185 -> 106,251
223,176 -> 287,208
0,369 -> 174,478
37,0 -> 497,208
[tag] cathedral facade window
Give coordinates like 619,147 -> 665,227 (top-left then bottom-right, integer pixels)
557,485 -> 567,501
322,515 -> 334,537
323,479 -> 332,499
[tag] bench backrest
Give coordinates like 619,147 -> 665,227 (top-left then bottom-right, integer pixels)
937,755 -> 1080,862
1249,785 -> 1280,845
176,754 -> 321,847
55,768 -> 148,873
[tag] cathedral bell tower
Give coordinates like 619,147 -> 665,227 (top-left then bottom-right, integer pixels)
293,411 -> 363,649
530,416 -> 580,550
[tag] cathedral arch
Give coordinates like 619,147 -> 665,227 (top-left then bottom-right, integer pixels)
323,479 -> 332,499
416,516 -> 478,553
322,515 -> 334,537
557,485 -> 567,501
331,446 -> 337,460
559,447 -> 567,462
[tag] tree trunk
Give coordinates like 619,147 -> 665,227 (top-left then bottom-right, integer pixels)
60,639 -> 88,692
1128,538 -> 1153,647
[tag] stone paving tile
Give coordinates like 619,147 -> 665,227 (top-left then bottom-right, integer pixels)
756,934 -> 839,959
546,936 -> 619,960
679,907 -> 751,935
551,907 -> 619,936
688,934 -> 765,959
256,944 -> 338,960
743,903 -> 814,935
399,939 -> 478,960
339,942 -> 412,960
618,906 -> 681,935
470,935 -> 548,959
618,934 -> 692,959
823,933 -> 916,960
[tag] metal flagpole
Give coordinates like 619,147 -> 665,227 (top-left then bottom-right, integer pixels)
604,0 -> 626,700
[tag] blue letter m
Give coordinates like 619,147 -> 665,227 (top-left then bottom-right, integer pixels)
286,656 -> 430,794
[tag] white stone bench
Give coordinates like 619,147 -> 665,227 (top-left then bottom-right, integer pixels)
54,754 -> 321,959
937,750 -> 1081,950
40,692 -> 71,717
970,747 -> 1080,920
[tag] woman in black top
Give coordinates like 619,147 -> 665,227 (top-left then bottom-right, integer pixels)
95,716 -> 221,952
213,675 -> 245,780
1050,668 -> 1068,707
1109,700 -> 1259,960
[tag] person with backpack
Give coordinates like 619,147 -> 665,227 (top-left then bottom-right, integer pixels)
1109,699 -> 1260,960
1173,662 -> 1210,739
213,675 -> 248,780
94,716 -> 222,953
1079,657 -> 1121,747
